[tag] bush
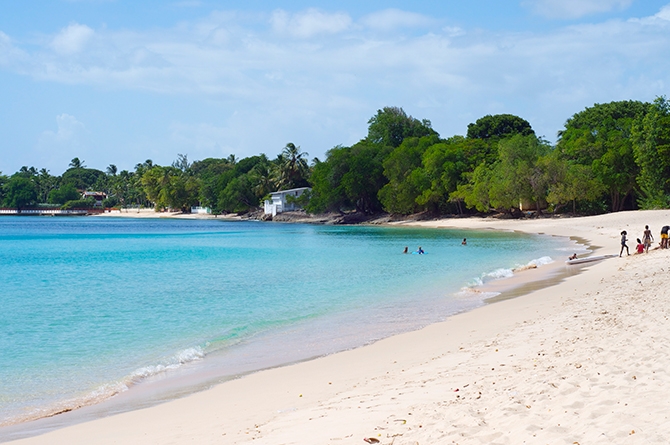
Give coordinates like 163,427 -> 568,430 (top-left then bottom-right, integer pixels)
103,196 -> 119,208
48,184 -> 81,205
61,197 -> 96,210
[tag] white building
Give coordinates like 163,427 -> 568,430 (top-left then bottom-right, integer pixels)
263,187 -> 311,217
190,206 -> 211,214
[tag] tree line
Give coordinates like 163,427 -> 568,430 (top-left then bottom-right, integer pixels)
2,98 -> 669,216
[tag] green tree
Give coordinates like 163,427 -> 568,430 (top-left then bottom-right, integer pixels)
69,157 -> 85,169
191,157 -> 234,211
218,175 -> 257,213
62,167 -> 105,191
378,135 -> 438,214
0,172 -> 8,205
307,142 -> 391,214
466,114 -> 535,140
544,158 -> 605,213
633,96 -> 670,209
48,183 -> 81,204
306,154 -> 345,213
4,175 -> 38,210
273,143 -> 310,190
557,100 -> 650,211
453,135 -> 550,213
417,136 -> 493,214
36,168 -> 58,203
367,107 -> 436,148
141,165 -> 198,212
494,135 -> 551,212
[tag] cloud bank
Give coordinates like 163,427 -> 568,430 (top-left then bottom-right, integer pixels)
0,5 -> 669,171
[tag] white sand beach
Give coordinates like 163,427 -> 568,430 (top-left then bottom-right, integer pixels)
8,210 -> 670,444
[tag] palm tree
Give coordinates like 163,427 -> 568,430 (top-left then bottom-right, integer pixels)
276,143 -> 309,190
37,168 -> 57,203
69,158 -> 85,169
106,164 -> 118,176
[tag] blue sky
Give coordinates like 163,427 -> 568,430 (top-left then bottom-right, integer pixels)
1,0 -> 669,174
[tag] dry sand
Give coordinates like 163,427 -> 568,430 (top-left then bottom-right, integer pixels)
7,210 -> 670,444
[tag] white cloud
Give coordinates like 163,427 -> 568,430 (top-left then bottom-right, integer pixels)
658,5 -> 670,20
41,114 -> 86,142
50,23 -> 95,55
2,4 -> 670,172
36,114 -> 90,167
523,0 -> 634,19
360,9 -> 432,31
443,26 -> 466,37
0,31 -> 14,65
271,9 -> 351,38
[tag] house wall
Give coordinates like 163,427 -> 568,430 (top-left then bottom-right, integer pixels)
263,187 -> 310,216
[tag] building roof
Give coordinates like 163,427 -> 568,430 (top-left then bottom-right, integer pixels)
269,187 -> 311,196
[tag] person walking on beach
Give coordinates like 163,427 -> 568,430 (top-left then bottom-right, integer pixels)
620,230 -> 629,257
643,225 -> 653,253
661,226 -> 669,249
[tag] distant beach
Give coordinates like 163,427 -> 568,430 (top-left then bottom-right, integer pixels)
6,209 -> 670,444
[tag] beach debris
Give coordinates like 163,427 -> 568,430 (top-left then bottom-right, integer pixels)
394,419 -> 407,424
363,437 -> 380,443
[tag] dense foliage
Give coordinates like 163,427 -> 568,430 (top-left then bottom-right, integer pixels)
2,99 -> 670,216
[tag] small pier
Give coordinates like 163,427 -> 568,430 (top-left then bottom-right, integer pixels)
0,208 -> 104,216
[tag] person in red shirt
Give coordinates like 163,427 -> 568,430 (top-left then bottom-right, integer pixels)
636,238 -> 645,254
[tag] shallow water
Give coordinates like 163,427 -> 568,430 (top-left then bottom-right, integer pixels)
0,217 -> 580,430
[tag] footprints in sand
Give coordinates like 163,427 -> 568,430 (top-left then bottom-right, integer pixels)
237,253 -> 670,444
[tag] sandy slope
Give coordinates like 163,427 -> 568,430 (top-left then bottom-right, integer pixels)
7,210 -> 670,444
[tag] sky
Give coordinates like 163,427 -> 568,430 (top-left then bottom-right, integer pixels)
1,0 -> 669,175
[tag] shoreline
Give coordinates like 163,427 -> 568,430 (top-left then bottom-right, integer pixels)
6,209 -> 670,444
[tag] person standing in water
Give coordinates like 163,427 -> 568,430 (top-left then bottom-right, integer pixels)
461,238 -> 467,245
402,246 -> 408,254
620,230 -> 629,257
643,225 -> 653,253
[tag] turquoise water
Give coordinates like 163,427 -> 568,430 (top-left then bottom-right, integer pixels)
0,217 -> 575,429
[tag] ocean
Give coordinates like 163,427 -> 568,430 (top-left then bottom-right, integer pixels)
0,216 -> 580,433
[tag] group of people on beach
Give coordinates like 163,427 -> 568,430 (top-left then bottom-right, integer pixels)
620,224 -> 670,257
